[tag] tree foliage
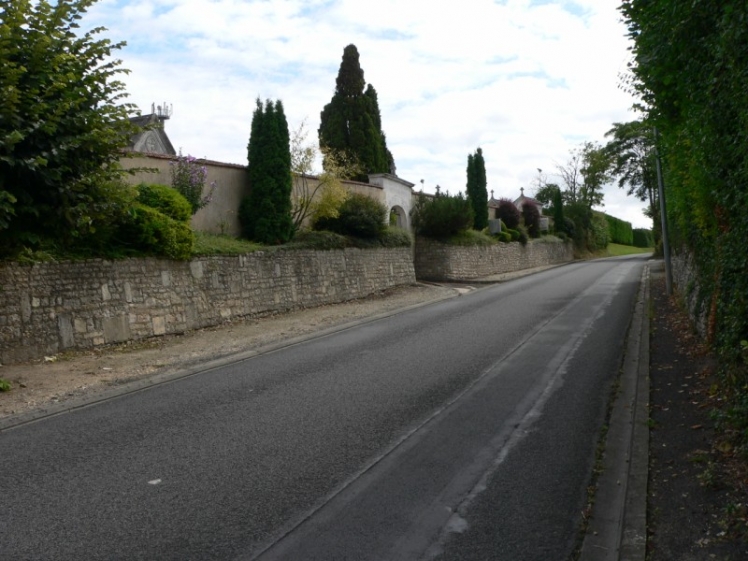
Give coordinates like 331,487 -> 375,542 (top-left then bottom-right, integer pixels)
466,148 -> 488,230
522,203 -> 541,238
318,44 -> 394,181
313,192 -> 387,239
495,198 -> 521,230
579,141 -> 612,209
289,120 -> 359,230
242,98 -> 293,244
620,0 -> 748,398
0,0 -> 139,253
411,192 -> 474,239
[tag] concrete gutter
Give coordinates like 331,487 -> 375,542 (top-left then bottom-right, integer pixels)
579,263 -> 650,561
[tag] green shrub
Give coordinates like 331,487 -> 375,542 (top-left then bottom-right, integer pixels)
0,378 -> 11,392
496,199 -> 521,229
517,225 -> 529,245
411,192 -> 474,238
604,214 -> 634,245
379,227 -> 412,247
118,203 -> 194,260
497,231 -> 512,243
136,183 -> 192,222
285,226 -> 410,250
632,228 -> 654,248
285,229 -> 349,250
448,229 -> 496,246
506,228 -> 520,241
522,204 -> 541,238
589,213 -> 610,251
314,193 -> 387,238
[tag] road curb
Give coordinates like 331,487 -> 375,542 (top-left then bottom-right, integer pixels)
579,262 -> 650,561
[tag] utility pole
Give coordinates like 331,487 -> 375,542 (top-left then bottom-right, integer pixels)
654,128 -> 673,295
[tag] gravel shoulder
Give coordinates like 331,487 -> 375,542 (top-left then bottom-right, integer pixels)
0,282 -> 458,423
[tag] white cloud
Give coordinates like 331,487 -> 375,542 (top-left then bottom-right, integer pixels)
86,0 -> 648,226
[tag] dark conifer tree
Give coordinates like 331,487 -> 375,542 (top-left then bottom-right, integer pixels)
319,44 -> 394,180
466,148 -> 488,230
243,98 -> 293,244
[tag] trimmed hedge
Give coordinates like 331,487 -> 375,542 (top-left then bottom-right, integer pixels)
604,214 -> 634,246
632,228 -> 654,248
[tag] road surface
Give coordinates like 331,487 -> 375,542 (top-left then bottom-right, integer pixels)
0,255 -> 647,560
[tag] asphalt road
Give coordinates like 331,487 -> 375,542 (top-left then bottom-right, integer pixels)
0,255 -> 647,561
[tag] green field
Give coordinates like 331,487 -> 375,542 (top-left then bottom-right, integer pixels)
606,243 -> 654,256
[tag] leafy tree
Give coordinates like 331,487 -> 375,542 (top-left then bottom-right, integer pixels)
466,148 -> 488,230
495,198 -> 521,230
242,98 -> 293,244
318,44 -> 394,181
289,120 -> 360,230
579,141 -> 612,210
0,0 -> 139,252
555,145 -> 584,204
522,203 -> 541,238
604,119 -> 659,237
620,0 -> 748,386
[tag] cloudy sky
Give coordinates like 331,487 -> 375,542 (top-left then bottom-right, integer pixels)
87,0 -> 650,228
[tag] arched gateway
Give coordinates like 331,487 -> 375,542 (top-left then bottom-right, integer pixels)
368,174 -> 415,232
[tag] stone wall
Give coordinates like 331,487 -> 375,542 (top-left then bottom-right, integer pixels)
414,238 -> 574,281
671,250 -> 709,339
0,248 -> 415,365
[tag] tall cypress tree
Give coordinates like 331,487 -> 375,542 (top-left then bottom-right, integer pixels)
319,44 -> 395,180
243,98 -> 293,244
466,148 -> 488,230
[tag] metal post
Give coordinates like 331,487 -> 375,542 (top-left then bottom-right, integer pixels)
654,128 -> 673,295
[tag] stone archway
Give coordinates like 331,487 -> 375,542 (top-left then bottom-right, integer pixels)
389,205 -> 408,229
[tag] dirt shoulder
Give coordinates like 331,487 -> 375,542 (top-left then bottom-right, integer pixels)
0,282 -> 458,424
648,270 -> 748,559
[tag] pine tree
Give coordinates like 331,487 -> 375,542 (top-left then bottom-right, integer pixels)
319,44 -> 394,180
466,148 -> 488,230
243,98 -> 294,244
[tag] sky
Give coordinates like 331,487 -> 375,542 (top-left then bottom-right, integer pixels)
86,0 -> 651,229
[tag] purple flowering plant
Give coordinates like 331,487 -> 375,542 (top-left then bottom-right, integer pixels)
170,150 -> 217,214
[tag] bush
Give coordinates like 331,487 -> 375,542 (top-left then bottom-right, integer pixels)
379,227 -> 412,247
117,203 -> 194,260
517,225 -> 529,245
411,192 -> 474,238
495,199 -> 521,229
285,229 -> 349,250
497,231 -> 512,243
448,229 -> 496,246
589,213 -> 610,251
506,228 -> 521,241
136,183 -> 192,222
522,204 -> 541,238
604,214 -> 634,245
314,193 -> 387,238
633,228 -> 654,248
170,152 -> 216,214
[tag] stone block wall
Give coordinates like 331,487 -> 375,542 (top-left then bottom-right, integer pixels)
414,238 -> 574,281
671,251 -> 709,339
0,248 -> 415,365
